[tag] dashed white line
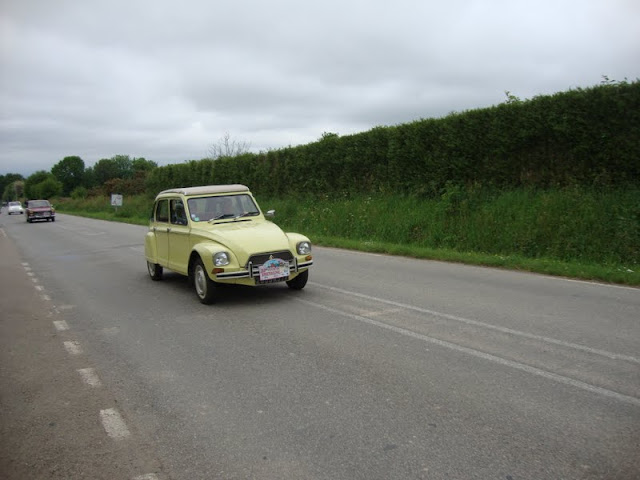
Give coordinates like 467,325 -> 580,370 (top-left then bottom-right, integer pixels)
77,368 -> 102,387
133,474 -> 159,480
99,408 -> 131,439
63,341 -> 83,355
41,294 -> 51,301
53,320 -> 69,331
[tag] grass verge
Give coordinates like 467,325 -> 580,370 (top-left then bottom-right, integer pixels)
54,190 -> 640,287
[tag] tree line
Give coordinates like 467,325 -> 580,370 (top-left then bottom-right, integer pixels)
145,80 -> 639,197
2,79 -> 638,203
1,155 -> 157,202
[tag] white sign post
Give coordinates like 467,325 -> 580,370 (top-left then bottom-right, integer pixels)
111,194 -> 123,213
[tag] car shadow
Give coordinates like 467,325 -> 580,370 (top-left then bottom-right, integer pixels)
148,270 -> 303,307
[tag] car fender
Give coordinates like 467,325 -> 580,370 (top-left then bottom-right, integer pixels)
190,241 -> 239,278
144,231 -> 158,263
285,232 -> 311,252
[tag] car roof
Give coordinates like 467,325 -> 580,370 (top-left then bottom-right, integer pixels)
157,184 -> 250,197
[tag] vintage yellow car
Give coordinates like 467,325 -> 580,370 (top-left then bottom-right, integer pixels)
144,184 -> 312,304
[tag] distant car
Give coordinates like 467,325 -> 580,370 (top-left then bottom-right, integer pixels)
25,199 -> 56,222
7,201 -> 24,215
144,184 -> 313,304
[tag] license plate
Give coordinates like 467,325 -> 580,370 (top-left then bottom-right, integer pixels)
258,258 -> 290,281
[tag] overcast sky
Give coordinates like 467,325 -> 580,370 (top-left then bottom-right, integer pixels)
1,0 -> 639,177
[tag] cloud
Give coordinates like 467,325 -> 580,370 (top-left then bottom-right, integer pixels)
1,0 -> 639,176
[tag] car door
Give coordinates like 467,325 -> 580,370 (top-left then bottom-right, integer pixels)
153,199 -> 170,267
167,198 -> 191,274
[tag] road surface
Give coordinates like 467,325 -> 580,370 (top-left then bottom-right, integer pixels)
1,211 -> 638,479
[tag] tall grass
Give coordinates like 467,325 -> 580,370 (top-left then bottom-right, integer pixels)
54,195 -> 153,225
259,186 -> 639,284
54,188 -> 640,285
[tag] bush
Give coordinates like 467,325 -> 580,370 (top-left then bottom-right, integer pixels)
71,186 -> 88,199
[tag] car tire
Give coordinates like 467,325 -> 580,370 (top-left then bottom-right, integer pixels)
51,217 -> 55,222
193,257 -> 218,304
286,269 -> 308,290
147,261 -> 163,281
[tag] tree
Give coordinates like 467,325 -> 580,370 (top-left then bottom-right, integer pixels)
2,180 -> 24,201
34,177 -> 63,199
132,157 -> 158,173
92,155 -> 135,185
208,132 -> 251,160
51,156 -> 85,196
25,171 -> 56,198
0,173 -> 24,201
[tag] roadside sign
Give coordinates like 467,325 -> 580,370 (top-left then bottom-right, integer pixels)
111,194 -> 123,207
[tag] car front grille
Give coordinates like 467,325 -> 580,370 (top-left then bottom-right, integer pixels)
246,250 -> 294,267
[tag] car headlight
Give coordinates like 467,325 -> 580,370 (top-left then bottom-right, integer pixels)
213,252 -> 230,266
297,241 -> 312,255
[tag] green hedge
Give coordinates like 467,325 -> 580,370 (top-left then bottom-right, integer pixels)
145,81 -> 640,197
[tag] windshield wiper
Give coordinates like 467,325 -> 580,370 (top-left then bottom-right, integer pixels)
208,212 -> 257,223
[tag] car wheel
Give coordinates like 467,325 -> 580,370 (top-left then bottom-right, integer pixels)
147,261 -> 163,281
193,257 -> 218,304
51,217 -> 55,222
286,269 -> 308,290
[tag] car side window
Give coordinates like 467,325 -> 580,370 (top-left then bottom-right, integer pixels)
170,199 -> 188,225
155,200 -> 169,223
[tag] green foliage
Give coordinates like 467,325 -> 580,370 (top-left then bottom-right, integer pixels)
31,177 -> 63,199
0,174 -> 25,201
261,186 -> 640,270
143,80 -> 640,198
70,186 -> 88,199
24,170 -> 54,198
51,156 -> 85,195
55,194 -> 153,225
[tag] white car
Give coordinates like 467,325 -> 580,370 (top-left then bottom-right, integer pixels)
7,201 -> 24,215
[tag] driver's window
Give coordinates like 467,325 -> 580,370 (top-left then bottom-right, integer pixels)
170,199 -> 187,225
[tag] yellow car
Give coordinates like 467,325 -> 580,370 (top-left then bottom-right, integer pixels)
144,184 -> 313,304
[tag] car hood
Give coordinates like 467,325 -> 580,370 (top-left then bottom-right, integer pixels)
191,220 -> 290,264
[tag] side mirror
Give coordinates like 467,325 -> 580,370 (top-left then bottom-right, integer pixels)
265,209 -> 275,217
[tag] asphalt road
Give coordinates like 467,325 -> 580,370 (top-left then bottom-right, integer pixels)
1,211 -> 639,479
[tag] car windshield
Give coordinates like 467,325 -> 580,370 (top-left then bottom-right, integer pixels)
9,202 -> 20,206
28,200 -> 50,208
187,194 -> 260,222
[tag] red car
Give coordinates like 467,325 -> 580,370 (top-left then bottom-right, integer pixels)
25,199 -> 56,223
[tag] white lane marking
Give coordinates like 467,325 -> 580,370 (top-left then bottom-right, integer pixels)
0,228 -> 6,238
53,320 -> 69,331
63,341 -> 83,355
35,285 -> 44,291
26,271 -> 34,276
133,475 -> 159,480
41,294 -> 51,301
99,408 -> 131,439
21,262 -> 29,267
297,298 -> 640,407
31,277 -> 38,283
77,368 -> 102,387
311,283 -> 640,364
24,265 -> 32,272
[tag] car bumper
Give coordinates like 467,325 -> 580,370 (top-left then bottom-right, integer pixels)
215,257 -> 313,285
